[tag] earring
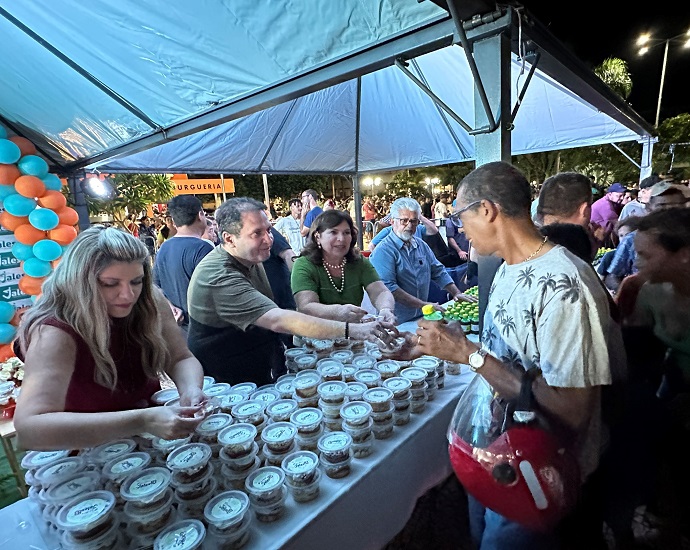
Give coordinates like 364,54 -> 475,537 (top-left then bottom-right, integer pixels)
318,243 -> 322,249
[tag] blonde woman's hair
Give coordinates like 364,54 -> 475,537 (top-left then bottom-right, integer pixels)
18,226 -> 169,389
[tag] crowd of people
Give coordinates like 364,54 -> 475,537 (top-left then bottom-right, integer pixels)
9,162 -> 690,549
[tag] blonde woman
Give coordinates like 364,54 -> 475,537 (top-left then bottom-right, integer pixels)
14,226 -> 205,451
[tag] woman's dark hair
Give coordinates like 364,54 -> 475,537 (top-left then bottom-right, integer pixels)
540,223 -> 594,263
626,207 -> 690,252
300,210 -> 360,264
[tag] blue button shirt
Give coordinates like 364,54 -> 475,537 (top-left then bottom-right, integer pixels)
370,231 -> 453,323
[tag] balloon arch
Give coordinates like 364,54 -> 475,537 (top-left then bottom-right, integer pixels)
0,126 -> 79,356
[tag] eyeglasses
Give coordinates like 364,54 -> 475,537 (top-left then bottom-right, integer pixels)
394,217 -> 420,227
449,200 -> 485,227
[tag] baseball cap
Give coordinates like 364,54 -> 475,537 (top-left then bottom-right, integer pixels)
649,181 -> 690,198
606,183 -> 627,193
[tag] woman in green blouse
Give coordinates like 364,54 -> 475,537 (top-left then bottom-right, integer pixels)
291,210 -> 396,324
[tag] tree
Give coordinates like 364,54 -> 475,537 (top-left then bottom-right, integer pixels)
231,174 -> 332,201
85,173 -> 174,230
594,57 -> 633,100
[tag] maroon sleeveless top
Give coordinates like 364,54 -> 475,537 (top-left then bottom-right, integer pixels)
22,318 -> 161,413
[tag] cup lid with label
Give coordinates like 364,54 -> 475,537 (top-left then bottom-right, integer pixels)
166,443 -> 212,472
150,388 -> 179,406
89,438 -> 137,465
353,369 -> 381,384
351,354 -> 376,369
217,422 -> 258,447
317,380 -> 348,400
293,371 -> 321,389
45,471 -> 100,504
151,435 -> 191,452
203,490 -> 249,530
34,456 -> 86,487
375,360 -> 400,376
266,398 -> 298,420
289,407 -> 323,429
294,353 -> 317,367
382,377 -> 412,394
400,367 -> 427,383
218,391 -> 247,408
345,381 -> 368,397
231,382 -> 257,395
281,450 -> 319,474
244,466 -> 285,495
284,347 -> 308,360
203,382 -> 232,398
310,339 -> 334,351
362,387 -> 394,406
411,356 -> 441,372
230,400 -> 265,419
317,431 -> 353,454
56,490 -> 116,532
102,452 -> 151,482
202,376 -> 215,389
261,422 -> 297,446
316,358 -> 343,370
195,413 -> 233,437
250,388 -> 281,403
339,401 -> 373,423
120,466 -> 173,503
154,519 -> 206,550
21,449 -> 70,471
329,350 -> 354,363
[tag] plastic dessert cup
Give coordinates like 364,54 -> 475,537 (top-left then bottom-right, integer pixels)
218,423 -> 258,458
289,407 -> 324,435
55,490 -> 116,541
260,421 -> 297,453
362,387 -> 394,412
120,466 -> 173,507
317,431 -> 353,463
154,519 -> 206,550
265,398 -> 298,422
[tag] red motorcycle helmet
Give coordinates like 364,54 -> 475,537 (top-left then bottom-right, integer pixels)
447,374 -> 580,532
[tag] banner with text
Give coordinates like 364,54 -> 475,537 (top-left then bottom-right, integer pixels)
0,228 -> 33,308
173,178 -> 234,196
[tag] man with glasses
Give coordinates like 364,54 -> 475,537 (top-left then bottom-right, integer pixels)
370,197 -> 470,323
412,162 -> 615,549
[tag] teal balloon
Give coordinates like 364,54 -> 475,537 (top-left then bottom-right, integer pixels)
11,242 -> 35,262
0,126 -> 7,139
42,173 -> 63,191
23,257 -> 52,278
0,184 -> 16,201
28,208 -> 59,231
0,139 -> 21,164
0,302 -> 14,324
33,239 -> 62,262
18,155 -> 49,178
2,193 -> 36,216
0,323 -> 16,345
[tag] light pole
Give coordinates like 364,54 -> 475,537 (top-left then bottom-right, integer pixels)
636,29 -> 690,127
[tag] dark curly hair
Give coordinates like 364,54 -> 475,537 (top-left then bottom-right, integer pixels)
300,210 -> 361,264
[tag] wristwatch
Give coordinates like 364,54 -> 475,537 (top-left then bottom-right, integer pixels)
468,348 -> 488,372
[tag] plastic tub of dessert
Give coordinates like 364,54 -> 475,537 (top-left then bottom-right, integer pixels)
33,456 -> 86,490
123,486 -> 175,537
341,365 -> 358,383
351,354 -> 376,370
307,338 -> 335,356
102,451 -> 151,494
281,451 -> 322,503
274,374 -> 296,399
203,376 -> 215,388
293,352 -> 318,372
372,418 -> 394,439
393,407 -> 411,426
42,471 -> 101,526
317,380 -> 348,405
60,516 -> 123,550
400,367 -> 427,388
120,466 -> 173,508
289,407 -> 323,436
352,368 -> 381,389
263,441 -> 298,467
21,450 -> 71,484
412,356 -> 440,374
351,432 -> 375,458
293,370 -> 322,398
166,442 -> 213,486
317,431 -> 352,463
195,413 -> 234,445
127,513 -> 177,550
374,360 -> 400,380
348,340 -> 366,353
339,400 -> 373,427
219,442 -> 260,472
382,376 -> 412,399
370,402 -> 394,424
231,382 -> 258,396
410,380 -> 429,400
230,400 -> 266,426
316,358 -> 344,381
204,490 -> 252,548
333,337 -> 351,350
344,381 -> 367,402
217,391 -> 248,414
319,450 -> 353,479
294,425 -> 324,452
151,435 -> 192,462
362,387 -> 394,412
329,349 -> 354,364
88,438 -> 138,468
244,466 -> 288,522
204,382 -> 233,399
261,421 -> 297,454
154,518 -> 206,550
150,387 -> 180,406
265,398 -> 298,423
218,423 -> 258,458
250,387 -> 281,404
55,490 -> 117,543
174,476 -> 218,518
221,456 -> 261,491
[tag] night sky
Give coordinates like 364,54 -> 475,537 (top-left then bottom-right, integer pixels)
521,2 -> 690,124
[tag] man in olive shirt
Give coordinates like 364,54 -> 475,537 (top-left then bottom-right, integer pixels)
187,197 -> 393,385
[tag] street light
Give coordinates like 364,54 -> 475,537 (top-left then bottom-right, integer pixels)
636,29 -> 690,127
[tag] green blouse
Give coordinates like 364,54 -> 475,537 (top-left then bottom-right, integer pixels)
291,256 -> 380,307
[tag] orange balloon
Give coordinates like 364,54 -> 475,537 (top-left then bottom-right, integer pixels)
9,136 -> 37,157
18,275 -> 45,296
0,211 -> 29,231
15,175 -> 47,198
56,206 -> 79,226
0,164 -> 21,185
37,190 -> 67,210
0,344 -> 14,363
48,224 -> 78,245
14,223 -> 47,245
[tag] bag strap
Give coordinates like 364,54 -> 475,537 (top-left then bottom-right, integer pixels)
513,368 -> 541,422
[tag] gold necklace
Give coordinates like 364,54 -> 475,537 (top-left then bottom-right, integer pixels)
522,236 -> 548,263
323,258 -> 346,293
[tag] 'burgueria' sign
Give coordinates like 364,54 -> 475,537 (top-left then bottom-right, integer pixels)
173,178 -> 235,196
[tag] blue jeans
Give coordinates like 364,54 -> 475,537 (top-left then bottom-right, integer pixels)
467,495 -> 559,550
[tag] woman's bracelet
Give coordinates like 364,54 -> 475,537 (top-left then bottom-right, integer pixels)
345,321 -> 350,339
